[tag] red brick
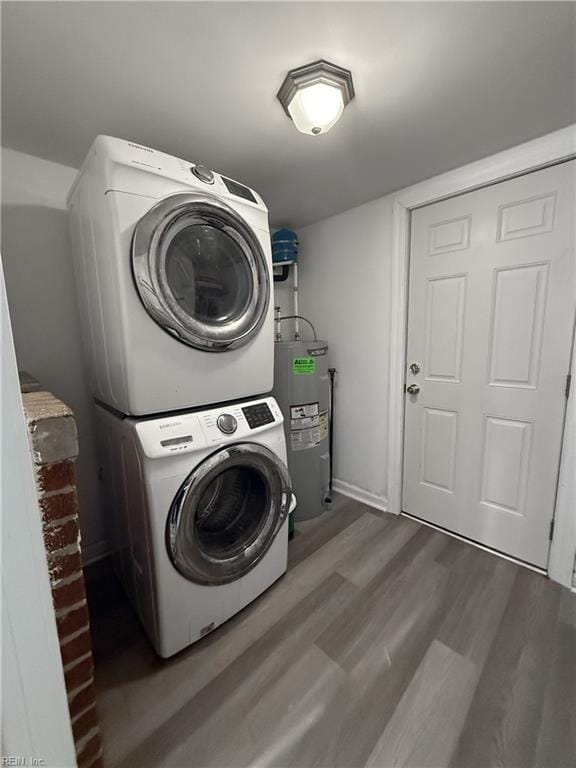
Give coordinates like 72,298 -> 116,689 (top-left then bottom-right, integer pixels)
60,629 -> 92,667
37,461 -> 76,493
48,549 -> 83,582
71,704 -> 99,743
52,574 -> 86,611
64,655 -> 94,690
76,734 -> 103,767
56,602 -> 89,637
43,515 -> 79,551
68,679 -> 98,720
40,490 -> 80,526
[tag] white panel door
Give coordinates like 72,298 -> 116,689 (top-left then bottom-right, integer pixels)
403,161 -> 575,568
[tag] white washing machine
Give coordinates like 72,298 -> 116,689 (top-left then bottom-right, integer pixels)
95,396 -> 293,658
68,135 -> 274,416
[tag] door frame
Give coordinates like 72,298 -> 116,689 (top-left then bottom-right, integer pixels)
387,124 -> 576,588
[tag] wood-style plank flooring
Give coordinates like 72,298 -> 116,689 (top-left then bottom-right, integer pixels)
86,495 -> 576,768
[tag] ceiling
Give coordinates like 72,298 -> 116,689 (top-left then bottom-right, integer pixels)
2,2 -> 575,228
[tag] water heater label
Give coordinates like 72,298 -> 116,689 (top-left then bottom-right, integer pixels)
291,427 -> 321,451
307,346 -> 328,357
290,402 -> 319,428
293,357 -> 316,374
290,402 -> 321,451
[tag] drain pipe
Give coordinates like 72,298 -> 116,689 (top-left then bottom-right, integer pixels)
325,367 -> 337,504
275,306 -> 282,342
292,263 -> 300,341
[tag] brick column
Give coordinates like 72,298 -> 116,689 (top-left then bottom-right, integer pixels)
21,379 -> 103,768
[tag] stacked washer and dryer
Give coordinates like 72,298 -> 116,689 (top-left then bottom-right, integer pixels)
68,136 -> 294,657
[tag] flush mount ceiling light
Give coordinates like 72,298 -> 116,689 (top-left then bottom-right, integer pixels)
277,59 -> 355,136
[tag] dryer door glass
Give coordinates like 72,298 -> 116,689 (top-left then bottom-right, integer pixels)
165,225 -> 252,327
132,193 -> 270,351
166,444 -> 291,585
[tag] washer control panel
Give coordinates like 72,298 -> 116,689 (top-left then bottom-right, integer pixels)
242,402 -> 274,430
134,397 -> 283,456
201,404 -> 244,445
135,412 -> 205,458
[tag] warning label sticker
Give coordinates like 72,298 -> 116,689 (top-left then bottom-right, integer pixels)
290,402 -> 319,429
291,426 -> 321,452
293,357 -> 316,375
290,402 -> 321,451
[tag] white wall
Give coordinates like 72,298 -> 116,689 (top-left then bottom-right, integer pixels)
291,126 -> 576,519
296,197 -> 394,507
271,279 -> 296,335
1,259 -> 77,766
1,147 -> 106,560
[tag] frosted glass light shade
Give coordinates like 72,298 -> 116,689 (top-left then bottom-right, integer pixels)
287,82 -> 345,135
277,60 -> 354,137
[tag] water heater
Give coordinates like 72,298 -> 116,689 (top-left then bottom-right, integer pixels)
273,339 -> 330,520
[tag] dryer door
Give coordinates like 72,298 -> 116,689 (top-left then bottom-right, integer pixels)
132,193 -> 270,351
166,444 -> 291,585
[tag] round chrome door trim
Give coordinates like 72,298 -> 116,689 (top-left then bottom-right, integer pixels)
166,443 -> 291,585
132,193 -> 270,351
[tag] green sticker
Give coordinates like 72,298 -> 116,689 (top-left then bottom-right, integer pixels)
293,357 -> 316,375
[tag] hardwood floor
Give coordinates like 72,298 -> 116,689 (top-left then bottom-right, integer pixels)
86,495 -> 576,768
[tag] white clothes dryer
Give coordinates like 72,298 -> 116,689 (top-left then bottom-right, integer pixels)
68,136 -> 274,416
95,396 -> 293,658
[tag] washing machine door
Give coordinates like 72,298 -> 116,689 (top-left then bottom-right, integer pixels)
166,444 -> 291,585
132,193 -> 270,351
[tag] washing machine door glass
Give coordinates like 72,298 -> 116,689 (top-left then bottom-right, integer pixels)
132,193 -> 270,351
166,444 -> 291,585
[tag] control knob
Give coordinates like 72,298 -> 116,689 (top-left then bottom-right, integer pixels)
191,164 -> 215,184
217,413 -> 237,434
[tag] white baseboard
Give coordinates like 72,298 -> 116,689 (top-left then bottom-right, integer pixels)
332,479 -> 389,513
81,538 -> 110,566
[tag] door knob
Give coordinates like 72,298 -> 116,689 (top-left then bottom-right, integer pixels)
406,384 -> 420,395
